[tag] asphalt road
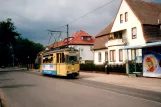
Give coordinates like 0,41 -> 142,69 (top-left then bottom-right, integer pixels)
0,70 -> 161,107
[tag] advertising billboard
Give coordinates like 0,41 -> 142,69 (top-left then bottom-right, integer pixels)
143,47 -> 161,77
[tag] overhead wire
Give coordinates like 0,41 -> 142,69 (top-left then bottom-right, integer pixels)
53,0 -> 116,30
48,0 -> 117,45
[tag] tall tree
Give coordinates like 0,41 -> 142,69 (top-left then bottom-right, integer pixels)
0,18 -> 20,66
14,37 -> 44,65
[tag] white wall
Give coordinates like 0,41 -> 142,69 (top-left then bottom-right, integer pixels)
106,0 -> 145,65
111,0 -> 146,46
94,0 -> 146,65
70,45 -> 94,61
108,46 -> 142,65
94,49 -> 108,65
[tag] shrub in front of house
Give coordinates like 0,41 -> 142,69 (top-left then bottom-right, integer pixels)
80,63 -> 126,73
106,64 -> 126,73
80,63 -> 95,71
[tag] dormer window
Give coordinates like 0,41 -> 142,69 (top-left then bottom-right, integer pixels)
82,36 -> 92,41
120,14 -> 123,23
63,37 -> 74,42
125,12 -> 128,22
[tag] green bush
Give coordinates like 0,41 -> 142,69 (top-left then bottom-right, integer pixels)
80,63 -> 126,73
80,63 -> 95,71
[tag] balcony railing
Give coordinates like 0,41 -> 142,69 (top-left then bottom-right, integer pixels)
108,36 -> 122,40
105,39 -> 124,47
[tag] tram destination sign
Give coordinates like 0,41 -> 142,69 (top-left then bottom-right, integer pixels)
68,52 -> 76,56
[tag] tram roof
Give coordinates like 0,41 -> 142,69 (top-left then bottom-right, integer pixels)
121,41 -> 161,50
43,48 -> 78,54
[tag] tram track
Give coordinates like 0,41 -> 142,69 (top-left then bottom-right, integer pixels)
24,71 -> 161,103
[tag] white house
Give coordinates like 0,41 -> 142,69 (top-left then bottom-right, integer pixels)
94,0 -> 161,65
47,30 -> 95,63
93,23 -> 113,65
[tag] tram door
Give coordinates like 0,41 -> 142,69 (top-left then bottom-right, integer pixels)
56,53 -> 66,76
56,53 -> 61,75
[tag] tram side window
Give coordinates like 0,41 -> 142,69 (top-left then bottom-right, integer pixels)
61,53 -> 65,63
60,53 -> 62,63
57,53 -> 59,63
49,56 -> 53,63
43,54 -> 53,63
43,57 -> 50,63
57,53 -> 65,63
43,57 -> 48,63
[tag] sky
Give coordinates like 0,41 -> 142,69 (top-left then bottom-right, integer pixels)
0,0 -> 161,46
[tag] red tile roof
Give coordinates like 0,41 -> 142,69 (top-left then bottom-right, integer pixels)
48,41 -> 63,49
64,30 -> 94,45
48,30 -> 94,49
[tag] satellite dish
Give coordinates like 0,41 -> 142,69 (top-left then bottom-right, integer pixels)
122,37 -> 128,45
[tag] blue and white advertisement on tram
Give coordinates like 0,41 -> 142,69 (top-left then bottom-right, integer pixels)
42,64 -> 56,75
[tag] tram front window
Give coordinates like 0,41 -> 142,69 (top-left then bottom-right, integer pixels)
69,56 -> 77,62
66,55 -> 78,63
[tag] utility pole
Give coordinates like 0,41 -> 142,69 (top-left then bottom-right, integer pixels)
67,24 -> 69,46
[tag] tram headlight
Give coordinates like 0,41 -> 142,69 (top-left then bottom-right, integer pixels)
72,67 -> 75,71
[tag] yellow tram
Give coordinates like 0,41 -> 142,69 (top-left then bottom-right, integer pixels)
40,48 -> 80,77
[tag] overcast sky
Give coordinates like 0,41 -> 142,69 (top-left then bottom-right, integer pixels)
0,0 -> 161,46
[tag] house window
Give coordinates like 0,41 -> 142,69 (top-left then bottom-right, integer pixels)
125,12 -> 128,22
119,49 -> 123,61
82,36 -> 91,41
64,37 -> 74,42
132,27 -> 137,39
110,50 -> 116,62
105,51 -> 108,61
90,46 -> 93,51
120,14 -> 123,23
98,52 -> 101,62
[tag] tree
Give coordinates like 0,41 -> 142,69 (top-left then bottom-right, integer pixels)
0,18 -> 20,66
13,37 -> 44,66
